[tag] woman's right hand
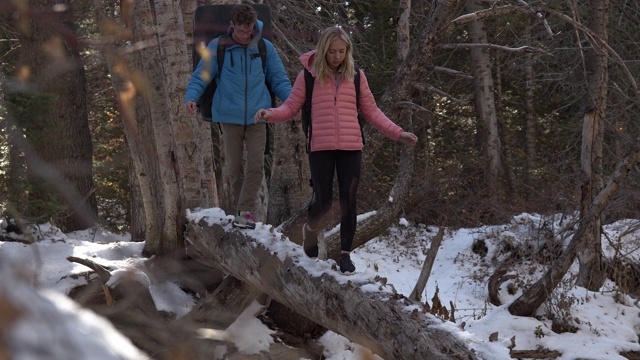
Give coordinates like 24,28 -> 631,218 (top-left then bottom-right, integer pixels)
254,109 -> 271,124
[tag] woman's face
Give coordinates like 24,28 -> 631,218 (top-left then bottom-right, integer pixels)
325,38 -> 347,71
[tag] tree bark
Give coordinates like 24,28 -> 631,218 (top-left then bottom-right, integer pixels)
410,227 -> 444,302
181,275 -> 262,329
155,0 -> 217,211
12,0 -> 99,231
108,0 -> 219,256
184,218 -> 478,360
466,0 -> 502,196
576,0 -> 609,291
267,120 -> 311,226
523,24 -> 536,198
128,0 -> 182,256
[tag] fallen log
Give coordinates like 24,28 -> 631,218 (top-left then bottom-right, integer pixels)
184,213 -> 478,360
510,349 -> 561,359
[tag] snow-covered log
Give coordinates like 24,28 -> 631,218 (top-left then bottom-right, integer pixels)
184,213 -> 478,360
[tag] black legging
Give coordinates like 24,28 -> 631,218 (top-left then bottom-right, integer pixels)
307,150 -> 362,252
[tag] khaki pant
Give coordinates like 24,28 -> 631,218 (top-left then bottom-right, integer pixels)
221,123 -> 266,214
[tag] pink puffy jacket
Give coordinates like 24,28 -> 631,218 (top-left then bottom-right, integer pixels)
266,50 -> 404,152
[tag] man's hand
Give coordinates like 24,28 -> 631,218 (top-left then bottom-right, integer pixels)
399,132 -> 418,146
254,109 -> 271,124
185,101 -> 197,116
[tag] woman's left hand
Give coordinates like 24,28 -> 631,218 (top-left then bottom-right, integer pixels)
399,132 -> 418,146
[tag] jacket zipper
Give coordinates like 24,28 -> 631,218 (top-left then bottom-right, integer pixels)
244,47 -> 248,125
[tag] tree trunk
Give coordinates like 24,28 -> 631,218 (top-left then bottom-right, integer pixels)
523,24 -> 536,198
184,219 -> 478,360
410,228 -> 444,302
155,0 -> 217,211
577,0 -> 609,290
127,0 -> 182,256
12,0 -> 99,231
466,0 -> 502,196
106,0 -> 219,256
267,120 -> 311,226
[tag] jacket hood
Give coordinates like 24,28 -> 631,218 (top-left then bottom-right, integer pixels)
299,50 -> 316,75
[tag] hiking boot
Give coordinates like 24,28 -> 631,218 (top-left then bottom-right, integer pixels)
233,211 -> 256,229
302,223 -> 319,258
339,253 -> 355,275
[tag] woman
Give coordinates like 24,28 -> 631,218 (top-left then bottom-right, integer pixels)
254,27 -> 417,274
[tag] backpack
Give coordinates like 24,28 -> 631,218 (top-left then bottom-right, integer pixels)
192,4 -> 275,121
301,66 -> 365,153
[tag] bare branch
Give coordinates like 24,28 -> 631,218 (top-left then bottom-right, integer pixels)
514,0 -> 555,36
427,65 -> 474,79
439,43 -> 551,55
414,83 -> 463,103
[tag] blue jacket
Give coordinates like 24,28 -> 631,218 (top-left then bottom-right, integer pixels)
184,20 -> 291,125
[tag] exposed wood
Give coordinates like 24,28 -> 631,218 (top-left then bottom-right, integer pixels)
66,256 -> 227,359
410,227 -> 444,302
510,349 -> 561,359
181,275 -> 262,329
621,351 -> 640,360
66,256 -> 112,281
184,217 -> 478,360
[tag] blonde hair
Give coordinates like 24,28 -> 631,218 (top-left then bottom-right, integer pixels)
313,27 -> 355,85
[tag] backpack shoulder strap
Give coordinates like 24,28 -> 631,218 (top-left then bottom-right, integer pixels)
257,38 -> 267,73
354,66 -> 360,108
304,68 -> 314,108
302,68 -> 315,153
216,34 -> 231,76
354,66 -> 366,145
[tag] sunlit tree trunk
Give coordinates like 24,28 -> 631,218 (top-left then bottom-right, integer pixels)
577,0 -> 609,290
466,0 -> 502,196
96,0 -> 220,253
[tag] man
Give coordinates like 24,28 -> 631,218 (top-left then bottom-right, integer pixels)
184,4 -> 291,229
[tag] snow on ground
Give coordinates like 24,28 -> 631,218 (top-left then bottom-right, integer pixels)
2,208 -> 640,359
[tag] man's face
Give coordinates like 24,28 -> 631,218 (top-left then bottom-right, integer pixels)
231,21 -> 255,45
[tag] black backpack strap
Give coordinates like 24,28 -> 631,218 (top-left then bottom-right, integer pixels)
302,68 -> 315,153
354,66 -> 365,145
258,39 -> 276,109
216,34 -> 231,75
258,38 -> 275,155
257,38 -> 267,72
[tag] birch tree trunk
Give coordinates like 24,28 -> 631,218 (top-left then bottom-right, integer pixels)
466,0 -> 502,196
97,0 -> 218,255
577,0 -> 609,290
180,0 -> 220,208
